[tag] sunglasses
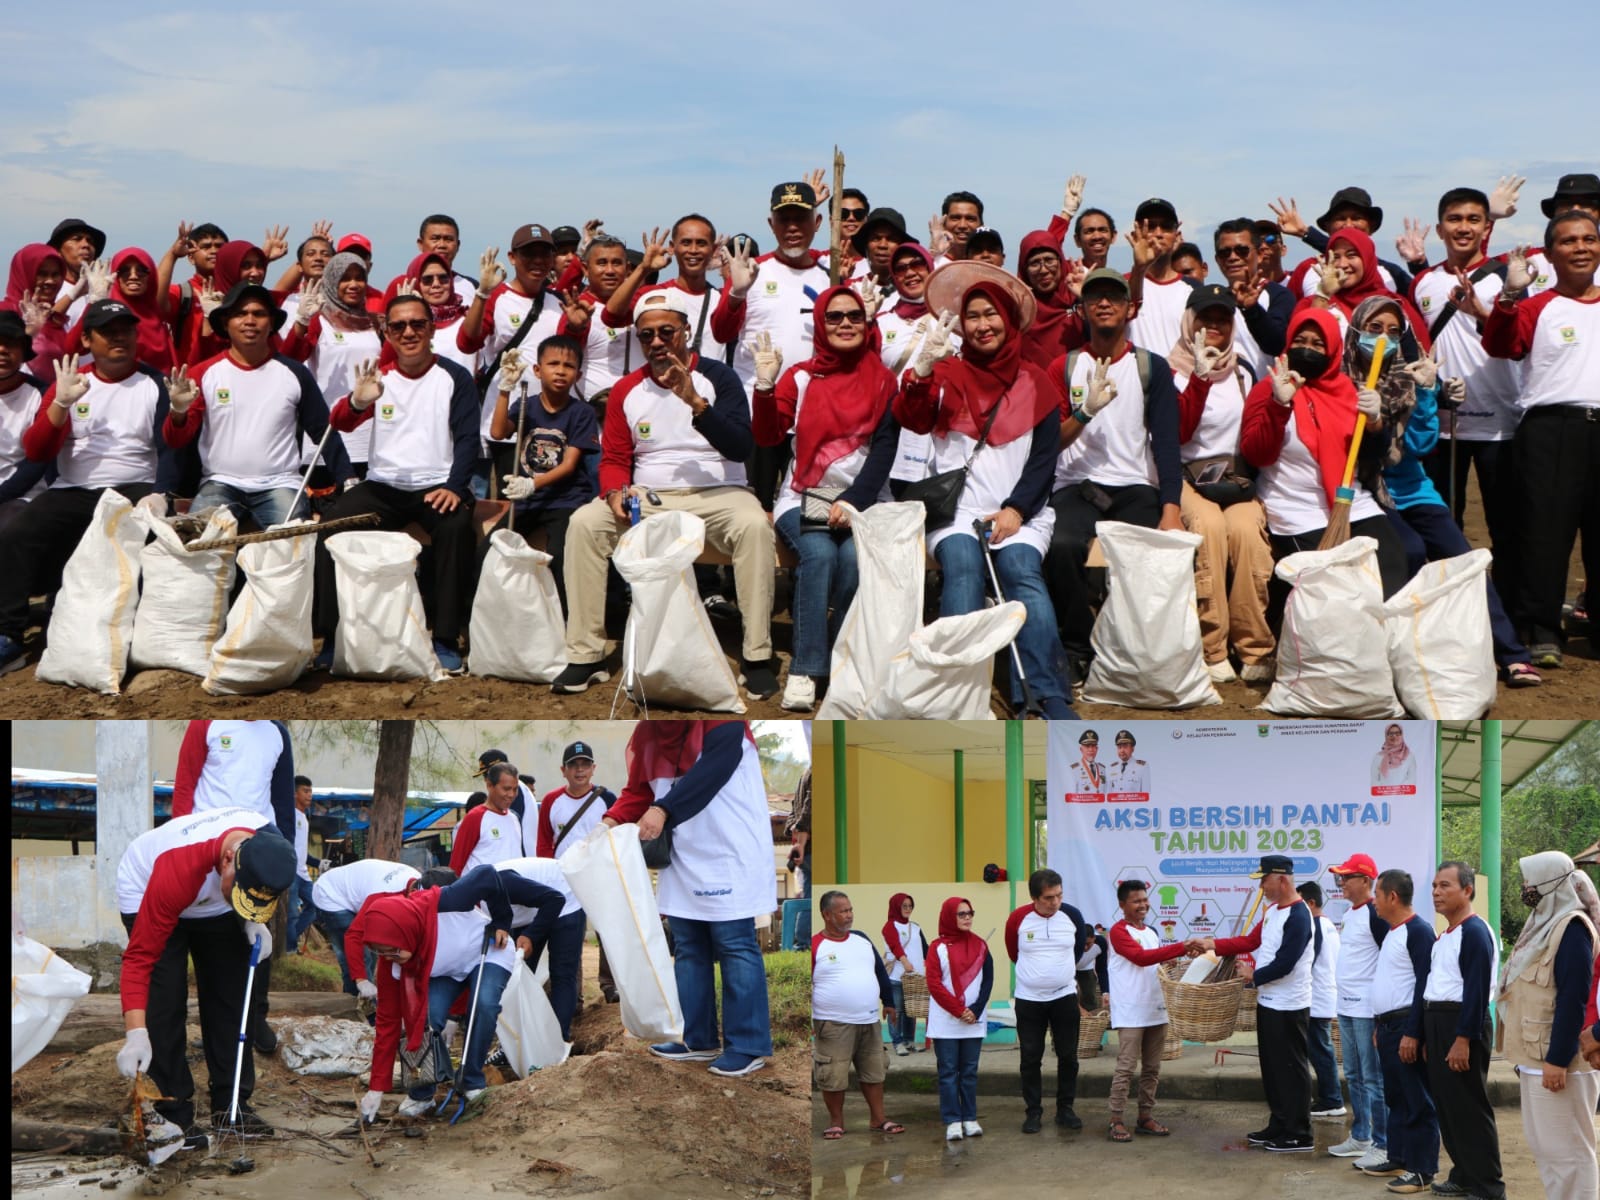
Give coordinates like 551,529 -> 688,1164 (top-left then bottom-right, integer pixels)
1259,233 -> 1282,245
635,326 -> 684,343
823,310 -> 866,325
387,318 -> 431,333
418,273 -> 451,285
955,910 -> 974,918
840,207 -> 868,220
891,258 -> 926,273
1215,245 -> 1252,259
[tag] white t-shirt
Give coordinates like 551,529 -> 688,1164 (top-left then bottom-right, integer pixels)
185,720 -> 286,821
312,859 -> 420,914
1177,368 -> 1250,463
427,908 -> 519,979
496,855 -> 580,922
878,311 -> 959,485
1422,913 -> 1499,1004
1128,274 -> 1193,356
812,931 -> 885,1024
303,318 -> 381,463
614,366 -> 747,489
1107,920 -> 1168,1029
885,919 -> 924,982
189,354 -> 322,491
355,361 -> 463,490
1010,906 -> 1083,1002
294,808 -> 311,883
653,734 -> 776,922
544,787 -> 607,857
925,941 -> 988,1040
725,254 -> 830,389
1370,916 -> 1432,1018
1336,900 -> 1384,1018
1252,900 -> 1316,1012
1310,914 -> 1339,1019
49,367 -> 163,490
1501,291 -> 1600,410
576,297 -> 636,399
1,375 -> 47,503
458,806 -> 523,874
468,285 -> 563,450
115,806 -> 270,919
1253,408 -> 1382,536
1410,265 -> 1521,441
1056,349 -> 1158,490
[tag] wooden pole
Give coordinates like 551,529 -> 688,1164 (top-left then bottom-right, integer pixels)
829,146 -> 845,287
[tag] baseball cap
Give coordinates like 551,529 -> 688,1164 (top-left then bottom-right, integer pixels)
208,282 -> 287,338
0,309 -> 29,344
770,181 -> 818,212
551,225 -> 582,248
474,749 -> 508,777
49,217 -> 107,259
634,288 -> 694,323
1079,267 -> 1131,297
1542,172 -> 1600,217
1186,283 -> 1237,312
1135,198 -> 1179,225
562,740 -> 596,765
1330,852 -> 1378,880
511,223 -> 554,251
336,233 -> 373,256
1114,730 -> 1136,746
1249,853 -> 1296,879
1078,729 -> 1099,745
230,828 -> 297,922
82,299 -> 139,330
967,227 -> 1005,254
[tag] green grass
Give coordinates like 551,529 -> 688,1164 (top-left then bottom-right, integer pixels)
267,955 -> 343,991
764,951 -> 810,1051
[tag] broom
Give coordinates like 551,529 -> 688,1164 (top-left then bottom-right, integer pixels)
1317,334 -> 1387,550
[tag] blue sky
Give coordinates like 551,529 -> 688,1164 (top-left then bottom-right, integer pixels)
4,2 -> 1588,286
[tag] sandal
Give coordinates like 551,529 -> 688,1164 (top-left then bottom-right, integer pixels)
823,1126 -> 845,1140
1135,1117 -> 1171,1136
1108,1120 -> 1133,1143
869,1120 -> 906,1135
1504,662 -> 1542,688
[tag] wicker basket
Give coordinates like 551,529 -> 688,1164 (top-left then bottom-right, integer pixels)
1078,1008 -> 1111,1058
1162,1026 -> 1184,1060
900,972 -> 930,1020
1158,960 -> 1247,1042
1235,984 -> 1257,1032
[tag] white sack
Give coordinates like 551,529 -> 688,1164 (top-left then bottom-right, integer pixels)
12,933 -> 92,1073
496,953 -> 571,1076
131,506 -> 237,675
37,489 -> 147,693
862,601 -> 1024,719
202,520 -> 316,695
1082,522 -> 1220,709
1383,548 -> 1496,718
327,530 -> 445,681
613,511 -> 742,712
276,1015 -> 375,1077
1263,536 -> 1403,717
469,529 -> 565,682
816,501 -> 927,718
559,824 -> 683,1044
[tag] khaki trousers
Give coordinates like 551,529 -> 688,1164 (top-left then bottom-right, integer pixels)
1179,482 -> 1275,666
1520,1068 -> 1600,1200
563,487 -> 774,663
1109,1023 -> 1166,1119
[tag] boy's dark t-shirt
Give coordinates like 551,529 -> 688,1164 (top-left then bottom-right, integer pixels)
506,395 -> 600,512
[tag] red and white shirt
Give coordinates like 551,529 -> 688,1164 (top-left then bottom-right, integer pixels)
448,804 -> 523,875
811,930 -> 889,1025
171,719 -> 293,834
1482,289 -> 1600,410
329,358 -> 478,495
162,353 -> 332,490
1410,263 -> 1521,440
285,317 -> 383,463
457,284 -> 562,448
629,280 -> 729,364
535,785 -> 610,859
22,365 -> 166,490
1,373 -> 48,503
562,292 -> 634,399
710,252 -> 830,389
597,356 -> 752,494
1005,903 -> 1086,1002
1107,919 -> 1187,1028
1128,274 -> 1193,356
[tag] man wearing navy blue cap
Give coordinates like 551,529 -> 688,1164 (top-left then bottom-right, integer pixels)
537,739 -> 620,1002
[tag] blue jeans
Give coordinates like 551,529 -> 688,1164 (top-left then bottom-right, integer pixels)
888,980 -> 916,1046
192,480 -> 305,529
666,915 -> 773,1059
1307,1016 -> 1341,1110
1339,1015 -> 1387,1147
934,1037 -> 982,1125
516,911 -> 586,1040
285,877 -> 316,952
1376,1014 -> 1437,1176
774,507 -> 860,678
315,907 -> 375,996
934,532 -> 1074,716
406,963 -> 512,1099
1387,503 -> 1528,667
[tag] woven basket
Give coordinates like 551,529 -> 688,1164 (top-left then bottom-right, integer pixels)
1078,1009 -> 1111,1058
900,972 -> 930,1020
1162,1025 -> 1184,1060
1158,960 -> 1246,1042
1235,984 -> 1257,1032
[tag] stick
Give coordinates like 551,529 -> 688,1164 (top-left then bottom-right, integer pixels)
975,518 -> 1041,717
182,510 -> 379,551
228,935 -> 263,1123
1316,335 -> 1387,551
500,378 -> 530,533
289,423 -> 336,522
829,146 -> 845,288
11,1119 -> 128,1155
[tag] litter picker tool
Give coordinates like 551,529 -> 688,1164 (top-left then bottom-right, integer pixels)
1317,334 -> 1387,550
973,518 -> 1043,718
227,933 -> 263,1125
498,378 -> 531,532
287,422 -> 336,523
437,930 -> 494,1124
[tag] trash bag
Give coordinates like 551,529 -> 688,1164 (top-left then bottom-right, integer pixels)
326,531 -> 446,681
468,529 -> 565,683
558,824 -> 683,1044
131,506 -> 237,676
496,953 -> 571,1077
816,501 -> 928,718
612,511 -> 742,712
276,1015 -> 375,1078
202,521 -> 317,695
1082,522 -> 1220,709
1383,548 -> 1496,718
12,932 -> 91,1073
862,601 -> 1023,718
37,489 -> 148,693
1263,536 -> 1403,717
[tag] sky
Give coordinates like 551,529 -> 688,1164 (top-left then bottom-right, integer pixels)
3,2 -> 1589,288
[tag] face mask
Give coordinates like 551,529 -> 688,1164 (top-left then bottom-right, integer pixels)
1358,332 -> 1399,360
1287,346 -> 1330,378
1520,883 -> 1544,908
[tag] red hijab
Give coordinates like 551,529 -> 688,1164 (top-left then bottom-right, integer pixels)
361,888 -> 443,1053
1016,231 -> 1075,370
5,243 -> 64,305
928,281 -> 1057,447
929,896 -> 986,1003
212,240 -> 266,296
781,285 -> 895,492
386,253 -> 466,326
108,248 -> 176,370
883,892 -> 915,957
1284,307 -> 1363,508
1325,229 -> 1431,351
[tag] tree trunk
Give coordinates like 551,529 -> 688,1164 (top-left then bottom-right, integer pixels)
12,1118 -> 127,1155
369,721 -> 414,863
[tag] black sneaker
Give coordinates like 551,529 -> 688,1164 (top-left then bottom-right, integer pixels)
739,658 -> 779,699
552,661 -> 610,694
212,1104 -> 273,1138
485,1046 -> 510,1070
1386,1172 -> 1433,1194
1266,1136 -> 1315,1153
1056,1107 -> 1083,1130
1245,1128 -> 1276,1146
704,593 -> 740,622
252,1024 -> 277,1055
1021,1112 -> 1042,1134
1429,1182 -> 1469,1197
1360,1159 -> 1409,1178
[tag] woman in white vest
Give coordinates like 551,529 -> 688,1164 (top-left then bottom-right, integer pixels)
283,251 -> 380,475
881,892 -> 928,1055
924,896 -> 994,1141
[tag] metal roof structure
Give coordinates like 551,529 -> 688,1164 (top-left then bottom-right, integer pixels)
1437,721 -> 1586,806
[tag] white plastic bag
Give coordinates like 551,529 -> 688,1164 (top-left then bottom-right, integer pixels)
469,529 -> 565,682
559,824 -> 683,1044
863,601 -> 1023,718
202,521 -> 316,695
496,954 -> 571,1076
1264,536 -> 1403,717
612,511 -> 742,712
816,501 -> 927,718
11,933 -> 92,1073
327,531 -> 445,681
276,1015 -> 375,1077
1383,548 -> 1496,718
1082,522 -> 1220,709
131,507 -> 237,676
37,489 -> 148,693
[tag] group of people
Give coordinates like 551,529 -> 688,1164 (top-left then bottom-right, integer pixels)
4,169 -> 1595,708
812,851 -> 1600,1200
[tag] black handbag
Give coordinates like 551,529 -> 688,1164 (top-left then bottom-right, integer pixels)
1183,454 -> 1257,507
900,393 -> 1007,530
639,826 -> 672,869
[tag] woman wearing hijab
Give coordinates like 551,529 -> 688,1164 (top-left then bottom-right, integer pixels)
894,268 -> 1077,718
1239,306 -> 1411,598
752,285 -> 900,712
925,896 -> 994,1141
1016,230 -> 1085,370
881,892 -> 928,1056
1311,228 -> 1431,353
4,244 -> 68,375
282,251 -> 382,477
382,253 -> 475,372
878,243 -> 959,494
1344,295 -> 1540,687
180,240 -> 276,366
63,248 -> 178,372
1369,724 -> 1417,789
353,863 -> 564,1123
1498,851 -> 1600,1199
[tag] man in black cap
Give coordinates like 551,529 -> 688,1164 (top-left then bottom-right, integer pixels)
1126,198 -> 1198,355
47,217 -> 107,321
967,228 -> 1007,268
0,300 -> 180,675
162,282 -> 352,528
0,310 -> 50,537
1104,730 -> 1150,798
1269,186 -> 1419,296
530,739 -> 618,1007
551,225 -> 583,283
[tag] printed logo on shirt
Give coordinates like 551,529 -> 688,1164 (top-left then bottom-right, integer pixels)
490,826 -> 500,839
1418,296 -> 1433,311
1026,931 -> 1035,940
636,420 -> 652,441
220,735 -> 233,750
885,330 -> 898,341
216,388 -> 232,405
333,331 -> 346,343
1536,274 -> 1550,287
509,313 -> 522,327
380,403 -> 396,420
605,327 -> 617,341
1559,326 -> 1578,344
74,402 -> 90,418
763,281 -> 779,296
1070,386 -> 1085,403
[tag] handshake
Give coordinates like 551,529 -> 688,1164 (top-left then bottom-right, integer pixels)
1183,937 -> 1216,957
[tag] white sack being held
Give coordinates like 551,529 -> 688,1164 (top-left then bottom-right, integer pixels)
202,521 -> 317,695
862,601 -> 1023,718
496,951 -> 572,1076
36,489 -> 148,693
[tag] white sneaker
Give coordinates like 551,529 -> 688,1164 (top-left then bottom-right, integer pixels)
895,1043 -> 910,1056
1354,1148 -> 1392,1170
1207,659 -> 1238,683
945,1121 -> 965,1142
962,1120 -> 983,1138
1239,660 -> 1276,683
397,1096 -> 434,1118
780,674 -> 816,712
464,1088 -> 487,1103
1311,1105 -> 1348,1119
1328,1135 -> 1372,1157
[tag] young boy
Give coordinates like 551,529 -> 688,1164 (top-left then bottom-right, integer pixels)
489,334 -> 599,600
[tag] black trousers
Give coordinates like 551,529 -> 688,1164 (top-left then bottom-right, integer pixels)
1047,481 -> 1162,660
1424,437 -> 1519,598
1512,404 -> 1600,645
313,480 -> 475,642
0,484 -> 153,641
1255,1004 -> 1311,1140
120,911 -> 254,1130
1266,513 -> 1411,634
1014,993 -> 1082,1115
1424,1008 -> 1504,1199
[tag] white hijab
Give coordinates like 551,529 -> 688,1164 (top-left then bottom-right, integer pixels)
1499,850 -> 1600,995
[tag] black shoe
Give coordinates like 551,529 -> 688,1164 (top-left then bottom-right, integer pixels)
1245,1128 -> 1276,1146
212,1103 -> 273,1138
485,1046 -> 510,1069
552,661 -> 610,694
602,988 -> 619,1004
739,658 -> 779,699
252,1024 -> 277,1055
1056,1107 -> 1083,1130
1429,1182 -> 1469,1197
704,593 -> 740,622
1265,1136 -> 1315,1153
1386,1172 -> 1433,1194
1361,1160 -> 1409,1178
1021,1112 -> 1042,1134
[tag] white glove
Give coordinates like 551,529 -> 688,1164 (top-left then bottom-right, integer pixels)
441,1018 -> 458,1047
1270,356 -> 1303,408
498,347 -> 526,394
1081,357 -> 1118,417
83,258 -> 113,304
52,356 -> 89,410
166,365 -> 197,414
1191,333 -> 1227,381
60,270 -> 89,303
858,277 -> 885,322
1394,219 -> 1431,265
117,1028 -> 153,1078
136,493 -> 169,519
476,246 -> 505,298
1504,246 -> 1537,295
196,286 -> 224,317
318,859 -> 332,872
1061,174 -> 1087,222
1315,252 -> 1343,300
502,475 -> 535,500
1401,349 -> 1438,389
360,1090 -> 384,1123
350,358 -> 384,410
751,330 -> 783,390
356,979 -> 378,1000
245,921 -> 273,959
725,236 -> 758,300
1440,377 -> 1466,408
1356,387 -> 1382,422
911,310 -> 960,378
296,279 -> 323,326
1488,174 -> 1526,222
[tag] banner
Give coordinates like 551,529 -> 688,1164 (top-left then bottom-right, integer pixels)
1048,721 -> 1437,942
